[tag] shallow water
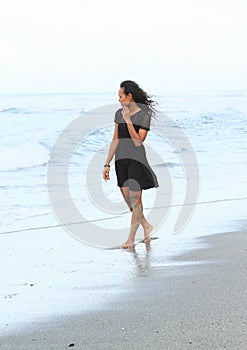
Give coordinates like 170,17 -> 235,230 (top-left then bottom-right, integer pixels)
0,90 -> 247,333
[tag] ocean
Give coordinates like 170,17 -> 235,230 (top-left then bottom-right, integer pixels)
1,90 -> 247,333
1,91 -> 247,238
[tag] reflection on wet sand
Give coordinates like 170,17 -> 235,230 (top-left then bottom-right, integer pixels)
128,241 -> 152,277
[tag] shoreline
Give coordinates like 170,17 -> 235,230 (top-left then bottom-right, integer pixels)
1,229 -> 247,349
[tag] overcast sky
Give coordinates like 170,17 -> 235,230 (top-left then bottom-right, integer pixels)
1,0 -> 246,93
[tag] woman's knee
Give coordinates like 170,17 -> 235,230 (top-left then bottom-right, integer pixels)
120,187 -> 129,197
129,192 -> 142,207
120,187 -> 132,206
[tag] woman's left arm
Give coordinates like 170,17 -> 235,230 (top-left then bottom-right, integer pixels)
126,122 -> 148,147
122,106 -> 148,147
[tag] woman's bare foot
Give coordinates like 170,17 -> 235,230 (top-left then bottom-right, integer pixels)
120,239 -> 135,249
141,224 -> 153,243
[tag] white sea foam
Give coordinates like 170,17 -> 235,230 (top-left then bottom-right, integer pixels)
0,143 -> 49,171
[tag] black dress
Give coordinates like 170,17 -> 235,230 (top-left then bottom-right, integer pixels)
114,108 -> 159,191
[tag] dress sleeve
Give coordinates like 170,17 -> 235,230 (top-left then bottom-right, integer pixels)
138,113 -> 151,131
114,109 -> 122,124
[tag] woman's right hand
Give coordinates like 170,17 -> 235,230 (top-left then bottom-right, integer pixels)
103,166 -> 110,181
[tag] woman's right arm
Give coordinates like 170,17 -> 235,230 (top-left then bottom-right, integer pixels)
103,124 -> 119,181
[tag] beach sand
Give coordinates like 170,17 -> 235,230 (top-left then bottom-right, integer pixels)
0,229 -> 246,349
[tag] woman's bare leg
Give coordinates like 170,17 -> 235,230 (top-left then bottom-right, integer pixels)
120,189 -> 142,249
120,187 -> 153,242
120,188 -> 153,248
120,187 -> 153,243
137,191 -> 153,243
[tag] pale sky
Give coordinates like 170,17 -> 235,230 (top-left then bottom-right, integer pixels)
1,0 -> 246,93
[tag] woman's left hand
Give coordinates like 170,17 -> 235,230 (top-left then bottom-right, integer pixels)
121,106 -> 131,123
103,166 -> 110,181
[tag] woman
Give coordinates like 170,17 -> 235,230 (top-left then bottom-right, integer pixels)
103,80 -> 159,249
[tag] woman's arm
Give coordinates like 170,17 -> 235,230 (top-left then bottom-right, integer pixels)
122,106 -> 148,147
105,123 -> 119,164
103,124 -> 119,181
126,122 -> 148,147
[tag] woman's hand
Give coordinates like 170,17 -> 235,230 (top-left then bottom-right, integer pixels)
103,166 -> 110,181
121,106 -> 131,123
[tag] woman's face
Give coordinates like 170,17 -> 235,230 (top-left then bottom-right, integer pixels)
118,87 -> 133,107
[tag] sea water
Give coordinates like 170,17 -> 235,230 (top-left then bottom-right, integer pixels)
0,91 -> 247,333
1,91 -> 247,236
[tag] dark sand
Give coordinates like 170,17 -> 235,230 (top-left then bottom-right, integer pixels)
1,230 -> 247,350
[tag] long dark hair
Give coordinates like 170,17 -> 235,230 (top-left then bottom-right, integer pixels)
120,80 -> 158,119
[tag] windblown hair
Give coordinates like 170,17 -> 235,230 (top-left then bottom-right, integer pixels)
120,80 -> 158,119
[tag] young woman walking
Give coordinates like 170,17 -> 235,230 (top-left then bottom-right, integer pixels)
103,80 -> 159,249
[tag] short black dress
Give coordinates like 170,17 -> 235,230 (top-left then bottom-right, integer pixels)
114,108 -> 159,192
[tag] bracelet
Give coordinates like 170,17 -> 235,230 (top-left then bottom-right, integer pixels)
104,164 -> 110,167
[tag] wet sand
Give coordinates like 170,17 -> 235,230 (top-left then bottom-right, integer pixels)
1,229 -> 247,350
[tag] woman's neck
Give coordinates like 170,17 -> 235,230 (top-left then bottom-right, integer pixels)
128,102 -> 141,115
